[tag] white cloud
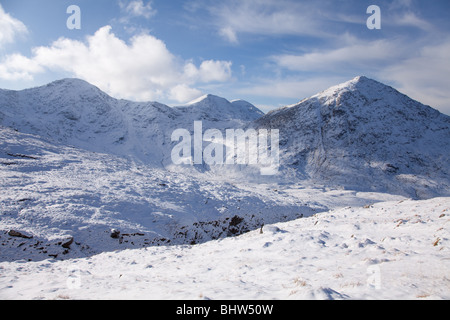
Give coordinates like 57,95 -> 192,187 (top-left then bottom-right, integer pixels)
0,26 -> 232,103
183,59 -> 232,83
197,60 -> 232,82
393,12 -> 434,31
272,39 -> 407,73
0,4 -> 28,45
0,54 -> 43,80
120,0 -> 156,19
237,76 -> 346,100
383,40 -> 450,115
219,27 -> 238,44
210,0 -> 328,43
169,84 -> 202,103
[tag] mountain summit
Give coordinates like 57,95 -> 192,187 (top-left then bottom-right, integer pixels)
254,76 -> 450,198
175,94 -> 263,123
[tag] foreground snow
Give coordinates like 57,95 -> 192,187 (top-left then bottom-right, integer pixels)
1,197 -> 448,300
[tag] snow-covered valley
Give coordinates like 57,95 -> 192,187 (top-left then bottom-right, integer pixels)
0,125 -> 405,262
0,76 -> 449,299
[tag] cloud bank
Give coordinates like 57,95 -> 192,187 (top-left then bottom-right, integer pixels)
0,25 -> 232,103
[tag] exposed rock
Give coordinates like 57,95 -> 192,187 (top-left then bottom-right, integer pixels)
8,230 -> 33,239
110,229 -> 120,239
62,237 -> 74,249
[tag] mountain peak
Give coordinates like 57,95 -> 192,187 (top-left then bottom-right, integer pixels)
35,78 -> 115,102
348,75 -> 389,89
55,78 -> 90,84
345,75 -> 379,86
175,93 -> 263,122
316,75 -> 384,96
186,94 -> 229,106
351,75 -> 370,83
45,78 -> 95,89
254,76 -> 449,198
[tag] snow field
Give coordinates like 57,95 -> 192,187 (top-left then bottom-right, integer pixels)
1,197 -> 448,300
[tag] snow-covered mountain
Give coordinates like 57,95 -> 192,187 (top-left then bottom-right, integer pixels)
0,79 -> 263,166
2,76 -> 447,200
252,76 -> 450,199
3,124 -> 403,262
1,76 -> 449,264
175,94 -> 263,124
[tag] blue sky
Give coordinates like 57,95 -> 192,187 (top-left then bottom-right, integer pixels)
0,0 -> 449,115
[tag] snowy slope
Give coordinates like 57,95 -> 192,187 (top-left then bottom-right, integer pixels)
1,197 -> 448,300
252,76 -> 450,199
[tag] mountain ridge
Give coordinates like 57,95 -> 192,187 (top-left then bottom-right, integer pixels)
175,93 -> 264,123
0,78 -> 263,165
1,76 -> 449,199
